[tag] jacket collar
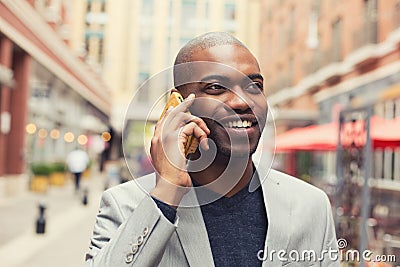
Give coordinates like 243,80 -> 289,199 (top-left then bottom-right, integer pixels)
175,164 -> 291,267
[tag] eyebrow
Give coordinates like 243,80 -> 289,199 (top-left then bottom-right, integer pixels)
247,73 -> 264,81
200,75 -> 230,83
200,73 -> 264,83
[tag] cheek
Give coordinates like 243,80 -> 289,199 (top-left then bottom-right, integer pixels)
255,101 -> 268,119
189,101 -> 219,120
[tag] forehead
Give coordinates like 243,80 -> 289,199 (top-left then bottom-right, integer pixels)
189,45 -> 260,78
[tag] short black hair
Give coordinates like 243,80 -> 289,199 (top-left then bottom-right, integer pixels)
174,32 -> 246,66
173,32 -> 249,89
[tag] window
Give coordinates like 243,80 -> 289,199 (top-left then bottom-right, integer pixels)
223,2 -> 237,33
395,1 -> 400,29
205,0 -> 209,18
364,0 -> 378,43
142,0 -> 153,17
139,36 -> 152,69
224,2 -> 236,20
137,72 -> 150,102
98,38 -> 104,64
332,18 -> 342,62
288,55 -> 294,86
181,0 -> 197,31
288,6 -> 295,43
86,1 -> 92,13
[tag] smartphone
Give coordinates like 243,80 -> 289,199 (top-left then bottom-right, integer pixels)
158,92 -> 199,156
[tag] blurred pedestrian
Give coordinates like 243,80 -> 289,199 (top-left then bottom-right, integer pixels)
66,149 -> 89,192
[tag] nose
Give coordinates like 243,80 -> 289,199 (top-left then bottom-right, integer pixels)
224,88 -> 254,112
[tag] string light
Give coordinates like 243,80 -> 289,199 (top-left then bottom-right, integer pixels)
101,131 -> 111,142
38,128 -> 48,139
26,123 -> 37,134
64,132 -> 75,143
77,134 -> 88,145
50,129 -> 60,139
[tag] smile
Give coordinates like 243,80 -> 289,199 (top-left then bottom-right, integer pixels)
223,120 -> 253,129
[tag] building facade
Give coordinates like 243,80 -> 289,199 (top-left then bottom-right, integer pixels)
260,0 -> 400,179
0,0 -> 111,196
260,0 -> 400,254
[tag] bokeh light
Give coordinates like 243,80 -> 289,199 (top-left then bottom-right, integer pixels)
26,123 -> 37,134
64,132 -> 75,143
77,134 -> 88,145
50,129 -> 60,139
101,131 -> 111,142
38,128 -> 48,139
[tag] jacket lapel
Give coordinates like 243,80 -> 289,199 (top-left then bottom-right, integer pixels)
173,166 -> 291,267
175,188 -> 215,267
256,167 -> 292,266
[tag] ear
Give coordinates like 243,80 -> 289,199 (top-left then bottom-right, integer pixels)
171,87 -> 188,99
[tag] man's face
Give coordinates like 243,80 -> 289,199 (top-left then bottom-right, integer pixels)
179,45 -> 268,157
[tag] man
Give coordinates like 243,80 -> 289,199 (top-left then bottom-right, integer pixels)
66,148 -> 89,192
85,32 -> 339,266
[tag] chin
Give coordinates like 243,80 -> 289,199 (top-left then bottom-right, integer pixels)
207,127 -> 261,159
217,143 -> 258,158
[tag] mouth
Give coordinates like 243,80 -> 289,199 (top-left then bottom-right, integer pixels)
219,115 -> 258,130
223,119 -> 254,129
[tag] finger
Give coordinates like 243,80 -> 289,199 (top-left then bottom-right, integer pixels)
173,93 -> 195,114
184,114 -> 210,135
180,122 -> 209,150
155,106 -> 175,136
181,122 -> 208,141
167,113 -> 210,135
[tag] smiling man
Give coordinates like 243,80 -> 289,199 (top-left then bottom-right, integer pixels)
85,32 -> 339,267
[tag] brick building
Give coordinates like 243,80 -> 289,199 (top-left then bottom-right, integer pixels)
259,0 -> 400,255
260,0 -> 400,176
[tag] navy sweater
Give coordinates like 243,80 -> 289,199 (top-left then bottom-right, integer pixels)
153,182 -> 268,266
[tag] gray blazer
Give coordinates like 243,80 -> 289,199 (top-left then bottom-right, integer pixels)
84,166 -> 340,267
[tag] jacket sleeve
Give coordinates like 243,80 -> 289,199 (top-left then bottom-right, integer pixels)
84,189 -> 178,267
320,194 -> 340,267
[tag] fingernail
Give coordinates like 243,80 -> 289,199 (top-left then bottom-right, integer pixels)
204,139 -> 209,150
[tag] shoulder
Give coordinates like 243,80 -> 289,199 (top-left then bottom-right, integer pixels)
101,172 -> 157,210
270,169 -> 325,193
266,169 -> 330,208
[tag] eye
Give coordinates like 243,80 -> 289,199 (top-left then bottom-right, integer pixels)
245,82 -> 263,94
205,83 -> 227,94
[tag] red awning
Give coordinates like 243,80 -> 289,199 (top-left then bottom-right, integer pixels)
275,116 -> 400,152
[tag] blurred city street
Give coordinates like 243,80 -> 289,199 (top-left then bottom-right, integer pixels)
0,173 -> 105,267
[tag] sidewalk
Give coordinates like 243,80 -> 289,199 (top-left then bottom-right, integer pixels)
0,172 -> 106,267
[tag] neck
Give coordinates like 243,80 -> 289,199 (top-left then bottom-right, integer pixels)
188,150 -> 254,197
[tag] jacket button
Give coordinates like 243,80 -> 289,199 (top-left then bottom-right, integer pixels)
143,226 -> 149,237
131,243 -> 139,254
137,235 -> 144,246
125,253 -> 134,263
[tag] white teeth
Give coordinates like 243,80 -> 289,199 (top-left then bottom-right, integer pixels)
224,120 -> 253,128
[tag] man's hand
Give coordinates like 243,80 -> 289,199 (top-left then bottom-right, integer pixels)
150,94 -> 210,208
